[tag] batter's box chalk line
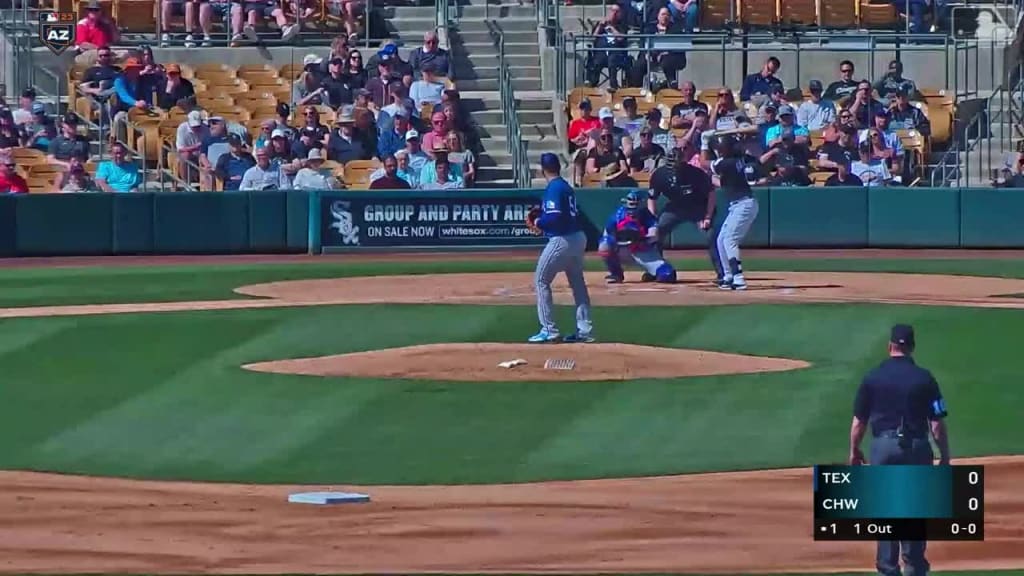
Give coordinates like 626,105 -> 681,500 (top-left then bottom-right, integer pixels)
544,358 -> 576,371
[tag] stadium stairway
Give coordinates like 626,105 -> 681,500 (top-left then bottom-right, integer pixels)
449,0 -> 562,187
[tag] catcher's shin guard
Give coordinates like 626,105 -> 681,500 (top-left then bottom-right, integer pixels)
599,243 -> 625,280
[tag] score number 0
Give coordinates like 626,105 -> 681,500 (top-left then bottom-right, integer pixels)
954,469 -> 982,536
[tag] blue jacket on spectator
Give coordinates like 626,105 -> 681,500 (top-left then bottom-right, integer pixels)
739,72 -> 784,102
113,73 -> 155,113
377,127 -> 406,159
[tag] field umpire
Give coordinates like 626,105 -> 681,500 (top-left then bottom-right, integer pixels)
646,150 -> 725,283
849,324 -> 952,576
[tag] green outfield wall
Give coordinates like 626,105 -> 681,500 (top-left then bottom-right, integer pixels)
0,187 -> 1021,256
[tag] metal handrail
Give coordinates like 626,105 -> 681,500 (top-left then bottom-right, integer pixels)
562,31 -> 960,99
487,20 -> 531,188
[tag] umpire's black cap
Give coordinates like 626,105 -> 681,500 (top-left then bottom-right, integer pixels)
890,324 -> 915,348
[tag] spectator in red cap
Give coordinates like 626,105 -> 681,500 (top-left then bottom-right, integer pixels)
157,63 -> 196,110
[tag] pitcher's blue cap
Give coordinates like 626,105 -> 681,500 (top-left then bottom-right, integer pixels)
540,153 -> 560,172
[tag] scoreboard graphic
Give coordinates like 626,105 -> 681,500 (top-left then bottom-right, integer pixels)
814,465 -> 984,541
39,11 -> 76,55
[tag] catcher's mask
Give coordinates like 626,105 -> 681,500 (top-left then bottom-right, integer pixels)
623,190 -> 643,212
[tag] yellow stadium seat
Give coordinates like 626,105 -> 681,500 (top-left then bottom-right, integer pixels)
114,0 -> 156,32
779,0 -> 816,27
11,147 -> 46,166
810,171 -> 833,186
821,0 -> 857,27
860,1 -> 899,28
700,0 -> 733,28
28,176 -> 56,193
739,0 -> 776,27
193,63 -> 239,80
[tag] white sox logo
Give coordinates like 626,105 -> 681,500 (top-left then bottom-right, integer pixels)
330,201 -> 360,245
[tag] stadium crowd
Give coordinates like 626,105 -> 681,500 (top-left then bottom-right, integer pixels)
1,0 -> 481,193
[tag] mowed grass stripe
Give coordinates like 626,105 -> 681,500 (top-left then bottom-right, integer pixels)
0,303 -> 1021,484
4,257 -> 1024,307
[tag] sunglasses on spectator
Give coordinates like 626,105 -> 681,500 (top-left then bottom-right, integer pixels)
841,67 -> 853,73
600,135 -> 612,140
432,120 -> 445,125
840,113 -> 852,119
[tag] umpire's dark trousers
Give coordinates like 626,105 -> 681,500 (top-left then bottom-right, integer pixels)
656,208 -> 725,280
870,434 -> 934,576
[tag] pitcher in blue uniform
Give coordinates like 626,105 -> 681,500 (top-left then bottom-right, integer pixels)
710,135 -> 765,290
529,153 -> 594,344
600,191 -> 678,284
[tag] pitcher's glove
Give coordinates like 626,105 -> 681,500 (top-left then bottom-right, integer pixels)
525,206 -> 543,235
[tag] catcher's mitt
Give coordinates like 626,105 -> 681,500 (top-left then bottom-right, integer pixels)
525,206 -> 543,235
614,227 -> 644,245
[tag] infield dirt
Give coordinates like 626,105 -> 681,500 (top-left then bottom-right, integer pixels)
1,457 -> 1020,574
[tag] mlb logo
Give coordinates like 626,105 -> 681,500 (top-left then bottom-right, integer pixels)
38,11 -> 75,55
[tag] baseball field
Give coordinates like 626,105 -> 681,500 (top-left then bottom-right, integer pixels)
1,248 -> 1023,575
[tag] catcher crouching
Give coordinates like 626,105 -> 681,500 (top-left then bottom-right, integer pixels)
599,190 -> 678,284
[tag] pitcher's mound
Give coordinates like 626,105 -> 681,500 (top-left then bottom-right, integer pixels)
243,343 -> 810,382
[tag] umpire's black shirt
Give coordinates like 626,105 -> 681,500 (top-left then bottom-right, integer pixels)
854,356 -> 946,438
648,162 -> 713,217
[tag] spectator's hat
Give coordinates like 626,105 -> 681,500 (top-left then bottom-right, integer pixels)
875,107 -> 890,117
646,108 -> 661,120
895,86 -> 911,98
307,148 -> 324,161
302,54 -> 323,67
276,102 -> 290,117
578,98 -> 592,110
209,115 -> 224,124
61,114 -> 79,126
329,57 -> 345,66
187,110 -> 203,127
227,133 -> 243,146
405,129 -> 420,141
85,0 -> 101,10
777,104 -> 794,116
271,128 -> 287,139
122,58 -> 142,69
21,87 -> 36,99
540,152 -> 561,173
380,43 -> 398,57
764,100 -> 778,112
622,96 -> 637,107
31,102 -> 45,115
355,88 -> 372,100
598,106 -> 614,120
808,79 -> 823,92
336,105 -> 355,123
166,63 -> 182,75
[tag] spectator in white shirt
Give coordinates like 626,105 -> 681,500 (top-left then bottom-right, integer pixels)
797,80 -> 836,131
292,148 -> 340,190
409,61 -> 445,109
850,141 -> 891,187
240,145 -> 291,190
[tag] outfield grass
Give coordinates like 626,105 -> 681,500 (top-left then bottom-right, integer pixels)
3,257 -> 1024,307
2,300 -> 1020,485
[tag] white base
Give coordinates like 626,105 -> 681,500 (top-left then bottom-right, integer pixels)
288,491 -> 371,505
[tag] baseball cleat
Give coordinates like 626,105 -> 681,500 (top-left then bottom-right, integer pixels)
605,274 -> 624,284
641,272 -> 656,283
563,333 -> 595,343
732,274 -> 747,290
528,329 -> 561,343
718,279 -> 734,290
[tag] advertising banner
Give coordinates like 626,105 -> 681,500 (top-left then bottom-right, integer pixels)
321,194 -> 547,249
